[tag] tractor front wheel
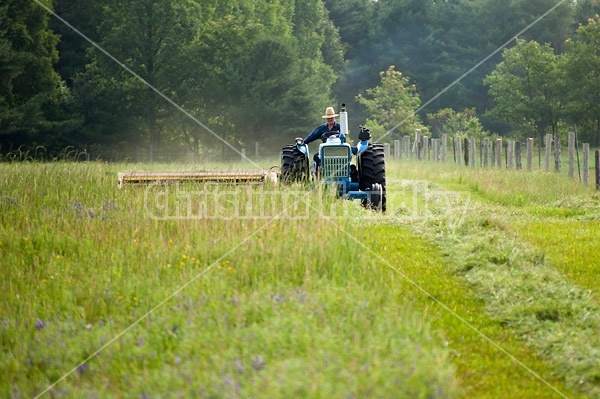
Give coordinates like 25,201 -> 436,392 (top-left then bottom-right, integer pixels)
358,143 -> 386,212
281,145 -> 309,183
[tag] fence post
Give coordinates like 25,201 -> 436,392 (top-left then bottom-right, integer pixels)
496,138 -> 503,169
394,140 -> 401,159
583,143 -> 589,186
470,137 -> 476,168
255,142 -> 259,158
456,136 -> 463,165
414,129 -> 421,160
516,141 -> 522,169
568,132 -> 575,178
384,143 -> 391,160
507,140 -> 514,169
483,138 -> 489,167
527,138 -> 533,171
241,148 -> 246,161
423,136 -> 430,160
554,131 -> 561,172
595,150 -> 600,190
403,135 -> 410,159
441,134 -> 447,163
545,134 -> 552,171
463,137 -> 469,166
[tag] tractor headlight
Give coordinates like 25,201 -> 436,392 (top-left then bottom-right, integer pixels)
295,137 -> 304,145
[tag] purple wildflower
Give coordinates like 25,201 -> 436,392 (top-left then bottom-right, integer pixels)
77,364 -> 89,375
252,356 -> 265,371
234,359 -> 244,374
35,318 -> 45,331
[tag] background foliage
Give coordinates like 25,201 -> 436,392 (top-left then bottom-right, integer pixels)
2,0 -> 600,160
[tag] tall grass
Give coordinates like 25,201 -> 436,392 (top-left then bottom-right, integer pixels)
0,162 -> 458,398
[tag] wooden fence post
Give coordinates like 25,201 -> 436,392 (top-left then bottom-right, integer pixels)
496,138 -> 503,169
596,150 -> 600,190
583,143 -> 589,186
432,139 -> 439,162
441,134 -> 447,163
423,136 -> 430,160
568,131 -> 575,178
456,136 -> 463,165
483,138 -> 489,167
403,135 -> 410,159
414,129 -> 421,160
507,140 -> 514,169
516,141 -> 522,169
545,134 -> 552,171
470,137 -> 476,168
384,143 -> 391,160
554,131 -> 561,172
463,137 -> 469,166
394,140 -> 401,159
527,138 -> 533,171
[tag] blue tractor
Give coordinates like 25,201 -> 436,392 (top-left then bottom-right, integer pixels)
280,104 -> 386,211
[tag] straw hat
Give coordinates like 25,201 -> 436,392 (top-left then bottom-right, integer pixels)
322,107 -> 339,119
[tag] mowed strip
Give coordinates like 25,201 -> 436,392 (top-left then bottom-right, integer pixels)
359,224 -> 583,399
515,219 -> 600,299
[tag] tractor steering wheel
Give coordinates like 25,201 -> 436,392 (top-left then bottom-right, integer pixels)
321,131 -> 340,142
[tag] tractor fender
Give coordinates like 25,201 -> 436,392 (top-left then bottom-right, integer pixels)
296,143 -> 309,158
355,140 -> 369,155
294,137 -> 309,158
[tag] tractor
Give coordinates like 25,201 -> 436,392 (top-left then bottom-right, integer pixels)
280,104 -> 386,211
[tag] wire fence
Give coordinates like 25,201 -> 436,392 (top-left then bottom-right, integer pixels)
385,131 -> 599,189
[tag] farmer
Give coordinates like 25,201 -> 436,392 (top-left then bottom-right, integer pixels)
303,106 -> 341,145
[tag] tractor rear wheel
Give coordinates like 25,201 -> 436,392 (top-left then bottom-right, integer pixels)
281,145 -> 309,183
358,143 -> 386,211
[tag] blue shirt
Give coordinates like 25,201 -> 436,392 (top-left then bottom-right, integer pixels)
304,122 -> 341,145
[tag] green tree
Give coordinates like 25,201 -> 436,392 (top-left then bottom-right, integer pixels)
74,0 -> 198,160
563,15 -> 600,145
50,0 -> 107,86
574,0 -> 600,25
484,39 -> 565,141
0,0 -> 79,153
356,65 -> 424,142
70,0 -> 344,159
427,108 -> 483,139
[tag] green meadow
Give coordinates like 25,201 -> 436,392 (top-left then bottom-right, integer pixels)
1,159 -> 599,398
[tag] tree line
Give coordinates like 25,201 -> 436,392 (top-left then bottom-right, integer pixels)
1,0 -> 600,161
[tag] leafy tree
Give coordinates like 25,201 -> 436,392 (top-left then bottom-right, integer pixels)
484,39 -> 565,141
563,15 -> 600,145
68,0 -> 345,159
510,0 -> 575,52
427,108 -> 483,139
73,0 -> 200,160
574,0 -> 600,25
356,65 -> 424,142
0,0 -> 79,153
323,0 -> 375,60
50,0 -> 107,86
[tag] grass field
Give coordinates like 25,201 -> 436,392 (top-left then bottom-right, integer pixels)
1,159 -> 599,398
